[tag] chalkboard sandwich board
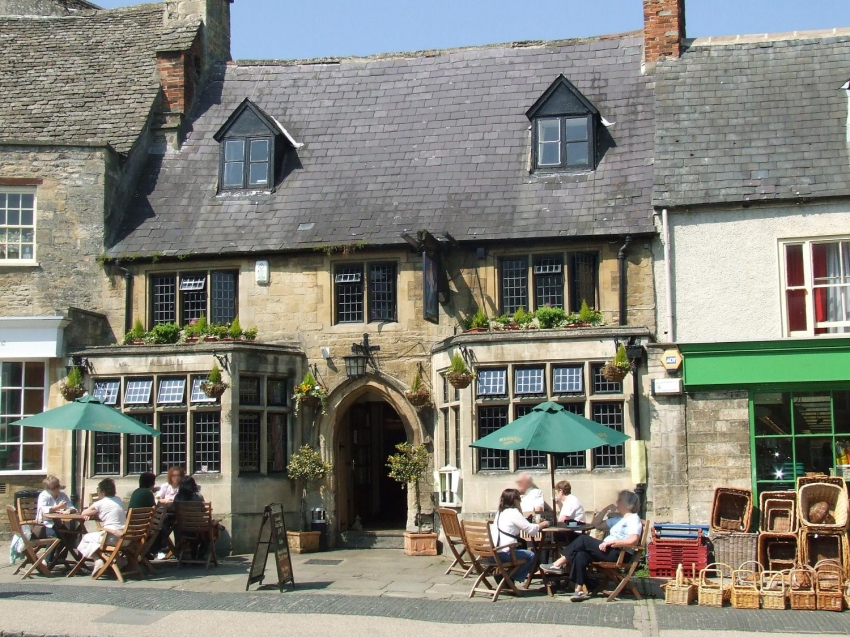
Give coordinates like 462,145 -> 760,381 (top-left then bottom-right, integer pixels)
246,503 -> 295,592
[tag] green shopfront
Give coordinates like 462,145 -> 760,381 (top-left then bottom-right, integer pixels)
681,339 -> 850,497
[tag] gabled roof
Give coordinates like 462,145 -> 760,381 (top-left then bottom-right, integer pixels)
526,74 -> 599,119
0,4 -> 167,153
111,33 -> 656,257
653,33 -> 850,208
213,98 -> 302,148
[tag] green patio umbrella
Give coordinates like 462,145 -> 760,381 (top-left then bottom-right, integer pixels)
470,401 -> 631,515
10,394 -> 160,504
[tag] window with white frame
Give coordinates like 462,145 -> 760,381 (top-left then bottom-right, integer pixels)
783,239 -> 850,336
93,380 -> 120,406
553,365 -> 584,394
157,378 -> 186,405
514,368 -> 545,395
0,190 -> 36,263
477,369 -> 507,397
0,361 -> 45,472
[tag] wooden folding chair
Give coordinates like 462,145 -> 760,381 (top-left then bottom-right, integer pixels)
139,503 -> 171,574
438,508 -> 477,577
462,520 -> 529,602
589,518 -> 650,602
175,501 -> 219,570
5,505 -> 60,580
92,507 -> 156,583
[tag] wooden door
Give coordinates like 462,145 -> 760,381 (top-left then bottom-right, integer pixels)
350,404 -> 373,522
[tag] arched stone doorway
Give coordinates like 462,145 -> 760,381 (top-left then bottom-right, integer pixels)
318,374 -> 426,537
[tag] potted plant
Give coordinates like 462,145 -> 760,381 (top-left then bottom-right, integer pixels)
200,363 -> 229,399
405,369 -> 431,408
513,306 -> 534,329
286,445 -> 332,553
466,307 -> 490,332
491,314 -> 515,331
150,322 -> 181,344
292,371 -> 328,414
226,317 -> 242,340
60,366 -> 86,401
387,442 -> 437,556
123,318 -> 146,345
535,305 -> 567,329
602,343 -> 631,382
446,352 -> 474,389
576,300 -> 604,327
242,326 -> 258,341
183,314 -> 205,343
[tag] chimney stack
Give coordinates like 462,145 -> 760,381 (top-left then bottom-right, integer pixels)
643,0 -> 685,69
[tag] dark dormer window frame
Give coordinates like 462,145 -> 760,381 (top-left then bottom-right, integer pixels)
526,75 -> 600,173
213,98 -> 301,193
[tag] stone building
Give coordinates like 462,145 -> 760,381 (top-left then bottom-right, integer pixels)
0,0 -> 233,528
647,27 -> 850,523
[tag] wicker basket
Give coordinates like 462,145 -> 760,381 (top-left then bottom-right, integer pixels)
730,561 -> 762,609
446,371 -> 474,390
760,570 -> 787,611
601,363 -> 629,383
797,475 -> 846,490
790,564 -> 818,611
758,533 -> 799,572
798,482 -> 849,533
711,487 -> 753,533
663,564 -> 697,606
711,532 -> 758,568
800,530 -> 849,574
844,579 -> 850,611
763,498 -> 796,534
698,562 -> 731,607
815,559 -> 845,611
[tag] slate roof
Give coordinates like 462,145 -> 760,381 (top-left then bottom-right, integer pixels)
111,33 -> 656,257
653,34 -> 850,208
0,4 -> 182,153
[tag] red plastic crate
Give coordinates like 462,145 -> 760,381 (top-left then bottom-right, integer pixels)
648,541 -> 708,578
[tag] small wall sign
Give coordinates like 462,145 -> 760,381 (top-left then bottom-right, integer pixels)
653,377 -> 683,395
661,348 -> 682,372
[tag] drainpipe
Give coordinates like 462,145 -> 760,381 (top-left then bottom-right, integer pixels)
661,208 -> 674,342
617,235 -> 632,326
114,260 -> 133,335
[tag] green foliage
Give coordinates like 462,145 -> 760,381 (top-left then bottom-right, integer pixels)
242,326 -> 258,341
492,314 -> 512,327
611,343 -> 631,370
96,253 -> 114,265
150,322 -> 180,344
386,442 -> 431,533
208,323 -> 229,339
228,317 -> 242,339
287,445 -> 333,531
468,307 -> 489,329
535,306 -> 567,329
410,369 -> 424,393
292,371 -> 329,414
449,352 -> 470,374
207,363 -> 222,384
65,366 -> 83,389
513,306 -> 533,326
196,314 -> 208,334
578,300 -> 594,323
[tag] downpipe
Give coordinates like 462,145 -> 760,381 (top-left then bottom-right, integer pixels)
617,235 -> 632,326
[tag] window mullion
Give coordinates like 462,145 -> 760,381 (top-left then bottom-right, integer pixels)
803,241 -> 815,336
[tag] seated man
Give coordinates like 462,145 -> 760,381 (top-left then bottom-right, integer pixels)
554,480 -> 585,524
128,472 -> 157,510
515,473 -> 545,516
541,490 -> 642,602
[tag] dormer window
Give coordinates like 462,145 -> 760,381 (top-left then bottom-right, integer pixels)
527,75 -> 600,173
214,98 -> 302,192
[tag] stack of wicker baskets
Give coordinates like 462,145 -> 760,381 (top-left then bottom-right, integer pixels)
797,476 -> 849,580
758,490 -> 799,577
710,487 -> 758,569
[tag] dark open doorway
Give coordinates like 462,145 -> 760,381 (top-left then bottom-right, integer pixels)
338,398 -> 409,531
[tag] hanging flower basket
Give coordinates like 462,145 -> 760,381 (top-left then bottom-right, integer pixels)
602,364 -> 630,383
405,389 -> 432,408
299,394 -> 322,409
200,381 -> 229,399
447,371 -> 474,390
60,384 -> 86,401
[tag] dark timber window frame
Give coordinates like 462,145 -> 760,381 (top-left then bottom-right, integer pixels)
220,136 -> 274,190
499,251 -> 599,315
333,262 -> 398,325
149,269 -> 238,327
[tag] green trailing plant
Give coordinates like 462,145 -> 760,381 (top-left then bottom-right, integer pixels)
513,306 -> 534,327
534,306 -> 567,329
287,445 -> 332,531
242,326 -> 258,341
387,442 -> 431,534
610,343 -> 631,371
207,323 -> 229,339
150,322 -> 180,344
492,314 -> 513,329
228,317 -> 242,339
449,352 -> 471,375
468,307 -> 489,330
292,371 -> 329,415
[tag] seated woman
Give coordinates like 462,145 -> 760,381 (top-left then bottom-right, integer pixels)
554,480 -> 585,524
36,475 -> 76,538
490,488 -> 549,585
156,466 -> 186,504
174,476 -> 204,503
77,478 -> 127,572
541,490 -> 642,601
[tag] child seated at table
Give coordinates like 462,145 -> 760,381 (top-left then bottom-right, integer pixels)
36,475 -> 76,538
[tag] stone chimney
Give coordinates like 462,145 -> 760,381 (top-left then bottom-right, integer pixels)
643,0 -> 686,69
165,0 -> 233,83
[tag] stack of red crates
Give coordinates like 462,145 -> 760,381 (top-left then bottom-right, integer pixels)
648,523 -> 709,578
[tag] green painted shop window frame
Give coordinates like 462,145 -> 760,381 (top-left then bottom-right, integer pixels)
748,387 -> 850,498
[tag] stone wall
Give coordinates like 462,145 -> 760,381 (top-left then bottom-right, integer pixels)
0,0 -> 95,15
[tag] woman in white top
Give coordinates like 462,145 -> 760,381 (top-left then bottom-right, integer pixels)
36,475 -> 76,537
156,466 -> 186,503
77,478 -> 127,562
555,480 -> 585,523
490,488 -> 549,584
541,490 -> 643,601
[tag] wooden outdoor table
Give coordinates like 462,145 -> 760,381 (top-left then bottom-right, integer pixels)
42,512 -> 90,571
523,523 -> 595,589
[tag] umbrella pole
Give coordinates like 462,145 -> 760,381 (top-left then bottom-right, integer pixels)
549,453 -> 557,521
80,430 -> 88,507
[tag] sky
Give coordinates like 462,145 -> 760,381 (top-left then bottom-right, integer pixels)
95,0 -> 850,60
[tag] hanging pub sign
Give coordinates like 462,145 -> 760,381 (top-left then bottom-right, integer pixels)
423,252 -> 440,324
246,503 -> 295,592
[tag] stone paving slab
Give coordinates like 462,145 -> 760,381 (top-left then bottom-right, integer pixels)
655,604 -> 850,634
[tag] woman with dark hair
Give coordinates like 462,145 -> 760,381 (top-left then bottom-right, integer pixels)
541,490 -> 642,601
490,488 -> 549,585
77,478 -> 127,565
157,466 -> 186,503
174,476 -> 204,503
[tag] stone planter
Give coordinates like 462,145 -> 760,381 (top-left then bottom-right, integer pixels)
287,530 -> 321,554
403,532 -> 438,556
